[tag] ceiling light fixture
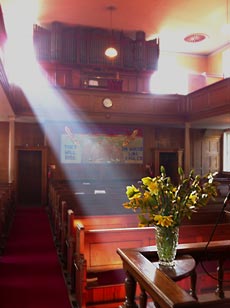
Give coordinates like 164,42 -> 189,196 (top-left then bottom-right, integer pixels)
184,33 -> 208,43
105,5 -> 118,58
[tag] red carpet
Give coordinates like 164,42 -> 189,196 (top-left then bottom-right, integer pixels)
0,207 -> 72,308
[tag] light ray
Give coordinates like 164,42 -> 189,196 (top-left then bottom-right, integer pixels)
2,3 -> 141,215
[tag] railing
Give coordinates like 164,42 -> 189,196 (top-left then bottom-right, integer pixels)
118,240 -> 230,308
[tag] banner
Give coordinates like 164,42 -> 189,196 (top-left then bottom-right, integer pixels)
61,126 -> 143,164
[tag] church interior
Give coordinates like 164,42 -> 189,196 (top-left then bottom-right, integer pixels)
0,0 -> 230,307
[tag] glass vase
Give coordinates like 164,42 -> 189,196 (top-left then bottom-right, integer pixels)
155,226 -> 179,267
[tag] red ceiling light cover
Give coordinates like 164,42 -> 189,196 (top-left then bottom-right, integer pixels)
184,33 -> 208,43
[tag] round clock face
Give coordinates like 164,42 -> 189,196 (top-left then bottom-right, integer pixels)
103,98 -> 113,108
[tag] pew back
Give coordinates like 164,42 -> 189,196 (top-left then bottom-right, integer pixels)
76,223 -> 155,272
73,220 -> 230,307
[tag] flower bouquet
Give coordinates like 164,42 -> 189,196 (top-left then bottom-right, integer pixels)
123,166 -> 218,266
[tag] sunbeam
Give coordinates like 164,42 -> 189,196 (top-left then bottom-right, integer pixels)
2,2 -> 144,217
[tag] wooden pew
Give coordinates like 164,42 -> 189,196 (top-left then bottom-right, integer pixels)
48,179 -> 134,237
48,179 -> 135,249
74,223 -> 155,307
55,184 -> 230,288
0,182 -> 15,252
65,210 -> 139,286
48,175 -> 228,254
47,178 -> 229,307
62,196 -> 230,278
53,190 -> 130,251
73,220 -> 230,307
49,176 -> 229,246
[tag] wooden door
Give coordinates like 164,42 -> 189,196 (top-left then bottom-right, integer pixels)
17,150 -> 42,205
159,152 -> 178,184
201,138 -> 220,175
152,149 -> 183,185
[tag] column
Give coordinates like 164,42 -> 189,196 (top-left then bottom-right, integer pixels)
184,122 -> 191,175
8,116 -> 15,183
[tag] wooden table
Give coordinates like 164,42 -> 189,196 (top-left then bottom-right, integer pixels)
117,247 -> 199,308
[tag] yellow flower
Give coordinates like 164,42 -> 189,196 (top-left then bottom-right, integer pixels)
189,192 -> 198,204
143,191 -> 152,201
126,185 -> 141,200
138,222 -> 148,227
123,165 -> 218,228
154,215 -> 174,227
142,177 -> 159,194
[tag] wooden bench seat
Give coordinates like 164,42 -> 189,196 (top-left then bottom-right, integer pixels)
65,211 -> 139,284
52,191 -> 130,250
51,186 -> 229,259
74,222 -> 155,307
0,182 -> 15,252
47,178 -> 230,307
48,177 -> 229,250
48,179 -> 136,237
73,219 -> 230,307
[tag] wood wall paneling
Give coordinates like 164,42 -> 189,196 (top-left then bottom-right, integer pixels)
0,121 -> 223,195
15,123 -> 44,147
33,24 -> 51,61
191,130 -> 203,175
202,137 -> 220,174
188,78 -> 230,120
43,122 -> 188,182
192,130 -> 221,175
72,70 -> 81,88
209,82 -> 230,107
0,122 -> 9,182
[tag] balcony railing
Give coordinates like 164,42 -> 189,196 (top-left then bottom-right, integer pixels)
118,240 -> 230,308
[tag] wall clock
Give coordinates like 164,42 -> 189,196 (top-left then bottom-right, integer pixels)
102,98 -> 113,108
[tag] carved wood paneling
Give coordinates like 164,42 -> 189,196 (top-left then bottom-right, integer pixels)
33,22 -> 159,72
209,82 -> 230,106
202,137 -> 220,174
33,25 -> 51,61
63,28 -> 77,65
188,78 -> 230,120
0,122 -> 9,181
191,130 -> 221,175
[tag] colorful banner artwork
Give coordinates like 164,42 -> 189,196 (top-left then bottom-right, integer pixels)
61,126 -> 143,164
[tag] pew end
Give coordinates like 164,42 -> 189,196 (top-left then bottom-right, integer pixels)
74,223 -> 155,307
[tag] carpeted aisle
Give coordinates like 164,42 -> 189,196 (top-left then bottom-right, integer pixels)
0,207 -> 72,308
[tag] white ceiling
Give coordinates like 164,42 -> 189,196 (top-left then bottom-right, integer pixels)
1,0 -> 230,55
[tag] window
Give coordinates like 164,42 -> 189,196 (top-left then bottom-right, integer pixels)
223,130 -> 230,171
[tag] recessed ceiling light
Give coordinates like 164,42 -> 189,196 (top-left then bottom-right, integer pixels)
184,33 -> 209,43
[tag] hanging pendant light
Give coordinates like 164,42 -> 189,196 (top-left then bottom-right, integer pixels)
105,6 -> 118,58
105,46 -> 118,58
